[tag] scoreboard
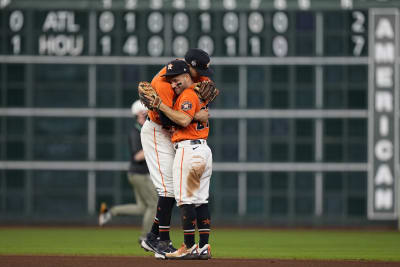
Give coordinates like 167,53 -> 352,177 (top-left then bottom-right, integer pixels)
1,0 -> 390,58
0,0 -> 399,224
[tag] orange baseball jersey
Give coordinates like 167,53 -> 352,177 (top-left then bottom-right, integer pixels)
171,85 -> 209,143
148,66 -> 210,125
148,67 -> 174,124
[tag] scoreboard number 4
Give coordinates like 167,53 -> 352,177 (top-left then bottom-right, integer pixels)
2,1 -> 371,57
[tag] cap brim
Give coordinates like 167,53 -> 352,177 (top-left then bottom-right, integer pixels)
162,72 -> 181,77
195,67 -> 213,77
162,71 -> 190,77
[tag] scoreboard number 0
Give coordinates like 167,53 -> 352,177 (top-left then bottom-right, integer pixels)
9,10 -> 24,32
0,1 -> 377,58
9,10 -> 24,55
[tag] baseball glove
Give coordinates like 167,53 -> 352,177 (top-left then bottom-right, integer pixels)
194,80 -> 219,103
138,81 -> 162,110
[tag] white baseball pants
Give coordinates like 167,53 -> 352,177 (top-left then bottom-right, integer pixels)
141,119 -> 175,198
172,139 -> 212,206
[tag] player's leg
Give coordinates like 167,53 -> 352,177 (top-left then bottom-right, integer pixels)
166,145 -> 202,259
146,127 -> 175,242
139,174 -> 158,236
109,173 -> 146,216
98,173 -> 147,227
164,202 -> 199,260
172,144 -> 208,205
140,120 -> 173,196
194,144 -> 212,260
140,120 -> 176,255
196,204 -> 211,259
126,173 -> 158,242
139,121 -> 165,251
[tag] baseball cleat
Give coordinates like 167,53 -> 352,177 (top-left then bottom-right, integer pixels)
98,203 -> 112,226
154,240 -> 177,259
198,244 -> 211,260
140,232 -> 159,253
165,243 -> 198,260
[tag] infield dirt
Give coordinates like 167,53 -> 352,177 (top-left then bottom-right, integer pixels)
0,255 -> 399,267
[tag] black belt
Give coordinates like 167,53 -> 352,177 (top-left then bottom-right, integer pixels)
174,139 -> 203,149
190,140 -> 202,145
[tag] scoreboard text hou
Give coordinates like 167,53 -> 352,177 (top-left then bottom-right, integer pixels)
2,0 -> 377,57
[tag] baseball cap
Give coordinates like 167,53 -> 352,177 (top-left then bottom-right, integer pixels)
162,59 -> 190,77
131,100 -> 148,116
184,48 -> 213,77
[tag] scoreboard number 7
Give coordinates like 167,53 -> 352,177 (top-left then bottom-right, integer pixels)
351,11 -> 366,56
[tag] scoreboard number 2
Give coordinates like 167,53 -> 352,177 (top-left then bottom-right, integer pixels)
2,2 -> 374,58
351,11 -> 366,56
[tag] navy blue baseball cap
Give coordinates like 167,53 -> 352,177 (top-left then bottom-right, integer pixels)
184,48 -> 213,77
162,59 -> 190,77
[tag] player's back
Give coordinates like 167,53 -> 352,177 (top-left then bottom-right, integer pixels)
148,67 -> 175,124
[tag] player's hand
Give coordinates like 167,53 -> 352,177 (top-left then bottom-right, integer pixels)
194,109 -> 209,123
143,94 -> 162,110
138,81 -> 162,110
194,81 -> 219,103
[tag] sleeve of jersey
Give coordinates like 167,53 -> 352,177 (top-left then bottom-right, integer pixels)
197,76 -> 211,82
177,94 -> 196,119
151,74 -> 174,108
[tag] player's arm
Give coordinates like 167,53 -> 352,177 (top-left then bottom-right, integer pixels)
158,102 -> 192,127
158,110 -> 179,128
134,150 -> 145,161
159,107 -> 207,125
193,108 -> 209,123
129,131 -> 145,162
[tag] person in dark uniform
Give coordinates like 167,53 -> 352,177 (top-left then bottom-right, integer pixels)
99,100 -> 158,244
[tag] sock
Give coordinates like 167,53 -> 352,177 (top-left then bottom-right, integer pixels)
180,204 -> 196,248
157,196 -> 175,241
150,217 -> 159,237
196,204 -> 211,248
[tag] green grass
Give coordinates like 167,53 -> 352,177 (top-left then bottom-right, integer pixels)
0,227 -> 399,261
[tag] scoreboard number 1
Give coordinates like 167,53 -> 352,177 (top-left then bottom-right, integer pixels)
11,35 -> 21,54
124,13 -> 136,32
123,12 -> 138,55
0,2 -> 377,58
9,10 -> 24,55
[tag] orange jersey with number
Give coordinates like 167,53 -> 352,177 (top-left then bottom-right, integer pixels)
171,85 -> 209,143
148,66 -> 210,125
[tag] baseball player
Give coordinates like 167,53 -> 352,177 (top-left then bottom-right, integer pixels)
140,49 -> 215,257
151,59 -> 213,260
98,100 -> 158,244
